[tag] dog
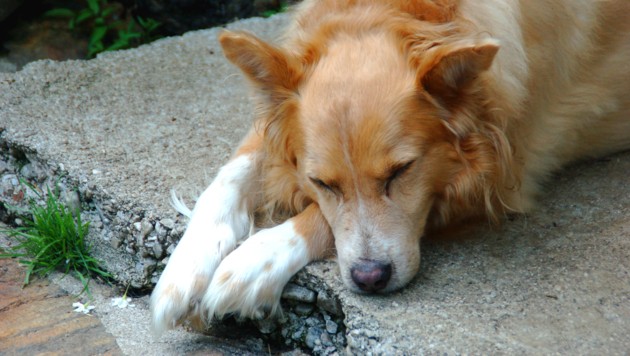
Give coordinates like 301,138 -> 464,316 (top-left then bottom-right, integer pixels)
151,0 -> 630,335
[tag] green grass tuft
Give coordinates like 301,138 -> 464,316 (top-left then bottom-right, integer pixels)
1,182 -> 111,297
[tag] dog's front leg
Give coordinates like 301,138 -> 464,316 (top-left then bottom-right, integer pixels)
202,203 -> 334,321
150,132 -> 262,336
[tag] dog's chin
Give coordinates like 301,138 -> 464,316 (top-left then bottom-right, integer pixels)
341,274 -> 415,295
345,282 -> 405,295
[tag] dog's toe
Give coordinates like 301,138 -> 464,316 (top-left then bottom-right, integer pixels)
150,273 -> 212,336
201,228 -> 305,320
202,253 -> 284,321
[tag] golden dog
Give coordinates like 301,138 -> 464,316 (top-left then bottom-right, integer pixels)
151,0 -> 630,334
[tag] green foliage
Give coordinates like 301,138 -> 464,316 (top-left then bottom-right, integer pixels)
261,1 -> 289,18
0,182 -> 111,297
44,0 -> 162,58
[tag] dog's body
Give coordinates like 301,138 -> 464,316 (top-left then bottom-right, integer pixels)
151,0 -> 630,334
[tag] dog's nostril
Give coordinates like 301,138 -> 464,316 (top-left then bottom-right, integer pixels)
350,259 -> 392,292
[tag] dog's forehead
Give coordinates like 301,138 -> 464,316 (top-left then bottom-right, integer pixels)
298,36 -> 415,135
296,33 -> 432,178
299,33 -> 415,103
300,100 -> 419,178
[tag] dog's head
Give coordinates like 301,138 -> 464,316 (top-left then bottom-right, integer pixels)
219,21 -> 500,293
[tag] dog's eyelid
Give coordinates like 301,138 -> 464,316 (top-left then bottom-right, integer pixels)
388,160 -> 415,181
309,177 -> 337,194
384,160 -> 415,197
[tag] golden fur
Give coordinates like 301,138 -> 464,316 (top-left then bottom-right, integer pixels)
218,0 -> 630,292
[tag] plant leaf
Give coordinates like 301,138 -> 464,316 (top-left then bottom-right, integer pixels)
87,0 -> 100,14
90,26 -> 107,46
75,9 -> 94,25
44,8 -> 76,18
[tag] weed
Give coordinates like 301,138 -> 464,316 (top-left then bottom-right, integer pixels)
0,181 -> 111,297
44,0 -> 162,58
261,1 -> 289,18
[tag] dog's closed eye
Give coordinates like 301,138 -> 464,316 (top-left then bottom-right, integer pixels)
385,160 -> 415,195
309,177 -> 337,194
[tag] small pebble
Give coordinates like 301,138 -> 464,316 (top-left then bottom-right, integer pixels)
141,220 -> 153,237
160,218 -> 175,229
155,221 -> 167,239
317,292 -> 343,316
320,332 -> 333,347
282,283 -> 317,303
325,320 -> 338,334
152,244 -> 164,259
111,237 -> 122,249
305,327 -> 323,349
63,190 -> 81,213
294,303 -> 315,316
255,319 -> 277,334
291,326 -> 305,340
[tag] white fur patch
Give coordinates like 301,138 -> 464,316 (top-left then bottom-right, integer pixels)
150,155 -> 254,336
202,219 -> 310,320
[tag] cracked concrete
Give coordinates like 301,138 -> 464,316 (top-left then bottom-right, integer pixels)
1,12 -> 629,355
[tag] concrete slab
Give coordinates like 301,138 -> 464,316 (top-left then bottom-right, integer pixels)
0,12 -> 629,355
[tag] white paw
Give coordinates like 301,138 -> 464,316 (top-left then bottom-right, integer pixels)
201,221 -> 310,320
151,155 -> 254,336
150,223 -> 238,335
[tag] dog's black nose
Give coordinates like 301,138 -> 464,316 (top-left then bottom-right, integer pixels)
350,259 -> 392,292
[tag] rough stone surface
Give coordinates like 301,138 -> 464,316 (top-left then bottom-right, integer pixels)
282,283 -> 317,303
0,11 -> 629,355
0,256 -> 121,355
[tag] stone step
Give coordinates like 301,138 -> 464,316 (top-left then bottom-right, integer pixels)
0,258 -> 121,355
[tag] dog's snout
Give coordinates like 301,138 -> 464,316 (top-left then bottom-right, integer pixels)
350,259 -> 392,292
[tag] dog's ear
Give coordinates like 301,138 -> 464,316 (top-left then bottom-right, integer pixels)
418,39 -> 499,108
219,30 -> 301,103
